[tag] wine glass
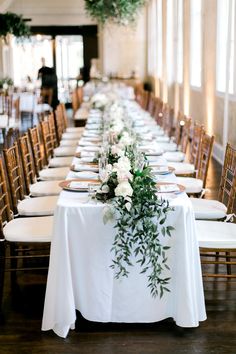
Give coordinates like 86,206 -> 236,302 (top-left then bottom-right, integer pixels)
99,156 -> 108,182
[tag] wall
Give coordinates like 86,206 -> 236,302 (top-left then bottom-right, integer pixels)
100,8 -> 147,80
148,0 -> 236,164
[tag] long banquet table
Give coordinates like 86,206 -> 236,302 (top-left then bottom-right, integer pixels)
42,97 -> 206,338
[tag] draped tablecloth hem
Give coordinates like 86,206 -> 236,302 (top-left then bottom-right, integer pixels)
41,313 -> 207,338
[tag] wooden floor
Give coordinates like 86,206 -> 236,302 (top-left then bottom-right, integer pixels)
0,115 -> 236,353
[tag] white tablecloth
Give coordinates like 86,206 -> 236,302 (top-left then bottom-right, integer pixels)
42,176 -> 206,338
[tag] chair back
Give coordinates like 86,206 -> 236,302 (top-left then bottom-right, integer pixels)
197,133 -> 214,187
40,120 -> 54,164
18,134 -> 37,195
179,117 -> 191,153
218,143 -> 236,214
54,105 -> 65,142
189,123 -> 204,168
28,126 -> 45,176
0,158 -> 12,239
3,143 -> 25,215
48,113 -> 58,148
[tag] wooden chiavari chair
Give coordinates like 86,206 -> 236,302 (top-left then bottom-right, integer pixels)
176,132 -> 214,196
4,142 -> 58,216
191,143 -> 236,220
20,132 -> 62,197
0,157 -> 53,314
42,119 -> 73,167
196,144 -> 236,279
28,125 -> 68,181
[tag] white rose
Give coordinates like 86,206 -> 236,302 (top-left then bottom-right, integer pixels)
125,202 -> 132,212
115,181 -> 133,198
116,169 -> 133,183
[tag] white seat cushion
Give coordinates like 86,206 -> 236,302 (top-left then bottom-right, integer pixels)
30,180 -> 62,197
62,132 -> 82,140
3,216 -> 53,243
17,196 -> 58,216
39,167 -> 68,181
168,162 -> 195,175
59,140 -> 78,147
48,156 -> 73,168
54,146 -> 76,157
163,151 -> 185,162
190,198 -> 227,220
196,220 -> 236,248
176,177 -> 203,194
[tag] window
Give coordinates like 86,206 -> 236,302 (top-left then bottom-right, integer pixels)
190,0 -> 202,88
156,0 -> 163,78
216,0 -> 236,94
166,0 -> 174,84
176,0 -> 183,84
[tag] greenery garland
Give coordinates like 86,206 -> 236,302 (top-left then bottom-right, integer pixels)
84,0 -> 146,25
0,12 -> 31,39
96,145 -> 174,298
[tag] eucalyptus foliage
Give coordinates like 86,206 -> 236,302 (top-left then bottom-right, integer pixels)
96,148 -> 174,298
84,0 -> 146,25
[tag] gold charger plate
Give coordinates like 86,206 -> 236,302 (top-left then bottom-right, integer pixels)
59,179 -> 101,192
156,182 -> 185,194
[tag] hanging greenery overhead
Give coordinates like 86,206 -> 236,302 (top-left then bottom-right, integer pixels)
84,0 -> 146,25
0,12 -> 31,39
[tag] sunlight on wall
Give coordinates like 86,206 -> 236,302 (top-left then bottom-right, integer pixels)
183,83 -> 189,115
206,87 -> 214,135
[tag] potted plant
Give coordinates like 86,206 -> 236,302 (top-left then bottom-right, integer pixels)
0,12 -> 30,40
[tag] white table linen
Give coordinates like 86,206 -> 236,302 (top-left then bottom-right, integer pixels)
42,99 -> 206,338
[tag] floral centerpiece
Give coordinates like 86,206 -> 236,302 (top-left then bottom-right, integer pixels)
93,101 -> 175,298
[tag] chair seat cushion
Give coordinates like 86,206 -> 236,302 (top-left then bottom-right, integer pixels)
30,180 -> 62,197
196,220 -> 236,248
39,167 -> 68,181
48,156 -> 73,168
17,196 -> 58,216
190,198 -> 227,220
3,216 -> 53,243
168,162 -> 195,175
59,140 -> 78,147
176,177 -> 203,194
54,146 -> 76,157
62,132 -> 82,140
163,151 -> 185,162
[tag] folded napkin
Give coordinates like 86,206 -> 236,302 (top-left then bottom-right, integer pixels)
152,166 -> 169,174
80,157 -> 97,163
82,146 -> 100,152
80,151 -> 96,158
72,164 -> 99,172
69,181 -> 90,190
79,140 -> 100,147
72,171 -> 99,180
157,184 -> 180,193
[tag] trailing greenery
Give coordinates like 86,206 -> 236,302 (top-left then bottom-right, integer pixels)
96,148 -> 174,298
0,12 -> 31,39
84,0 -> 146,25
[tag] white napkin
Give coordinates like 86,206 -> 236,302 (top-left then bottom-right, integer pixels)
72,164 -> 98,172
82,146 -> 100,152
157,184 -> 180,192
69,181 -> 89,190
73,171 -> 99,180
80,151 -> 96,158
153,166 -> 169,174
